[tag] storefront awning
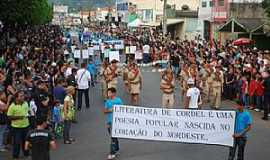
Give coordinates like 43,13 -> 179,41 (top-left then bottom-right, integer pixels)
219,18 -> 265,33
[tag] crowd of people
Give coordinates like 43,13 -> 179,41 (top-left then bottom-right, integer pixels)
0,24 -> 269,160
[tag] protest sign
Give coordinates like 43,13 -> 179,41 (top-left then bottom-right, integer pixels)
135,51 -> 143,60
112,105 -> 236,147
64,50 -> 69,55
104,49 -> 110,58
125,46 -> 130,54
109,51 -> 120,62
130,46 -> 136,54
94,45 -> 100,50
82,49 -> 89,59
71,45 -> 76,53
74,49 -> 81,58
105,40 -> 124,50
101,45 -> 105,53
88,47 -> 94,56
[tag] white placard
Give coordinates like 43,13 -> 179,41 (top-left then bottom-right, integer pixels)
71,45 -> 76,53
135,51 -> 143,60
125,46 -> 130,54
74,49 -> 81,58
130,46 -> 136,54
64,50 -> 69,55
104,49 -> 110,58
94,45 -> 100,50
112,105 -> 236,147
104,40 -> 124,50
88,47 -> 94,56
101,45 -> 105,53
82,49 -> 89,59
109,51 -> 120,62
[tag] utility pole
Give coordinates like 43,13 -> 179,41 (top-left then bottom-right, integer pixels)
162,0 -> 167,36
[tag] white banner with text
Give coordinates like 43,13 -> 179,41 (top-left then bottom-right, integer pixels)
112,105 -> 236,147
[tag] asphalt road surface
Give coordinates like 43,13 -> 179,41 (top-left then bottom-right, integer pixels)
1,68 -> 270,160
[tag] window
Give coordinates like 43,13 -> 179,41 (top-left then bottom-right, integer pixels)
202,1 -> 207,8
218,0 -> 224,6
209,1 -> 213,7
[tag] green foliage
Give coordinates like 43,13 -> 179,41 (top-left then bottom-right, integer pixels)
0,0 -> 53,25
262,0 -> 270,18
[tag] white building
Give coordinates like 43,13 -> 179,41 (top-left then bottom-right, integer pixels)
198,0 -> 213,40
116,0 -> 199,23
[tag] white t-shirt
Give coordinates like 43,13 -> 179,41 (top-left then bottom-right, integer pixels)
76,68 -> 91,89
186,87 -> 200,109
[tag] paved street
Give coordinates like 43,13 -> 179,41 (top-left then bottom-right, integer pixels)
48,70 -> 270,160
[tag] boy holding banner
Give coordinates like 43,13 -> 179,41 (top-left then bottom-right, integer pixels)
228,102 -> 252,160
103,88 -> 123,160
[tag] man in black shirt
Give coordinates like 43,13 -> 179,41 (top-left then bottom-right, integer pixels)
33,81 -> 50,119
25,117 -> 56,160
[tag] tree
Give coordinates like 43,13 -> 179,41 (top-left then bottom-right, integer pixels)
0,0 -> 53,25
262,0 -> 270,18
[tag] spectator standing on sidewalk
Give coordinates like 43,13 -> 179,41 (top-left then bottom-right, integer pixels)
0,87 -> 11,152
25,116 -> 56,160
63,86 -> 76,144
7,91 -> 30,159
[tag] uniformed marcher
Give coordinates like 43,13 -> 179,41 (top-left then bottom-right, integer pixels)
122,63 -> 130,92
128,63 -> 142,105
212,66 -> 223,109
104,60 -> 119,90
100,61 -> 109,100
160,66 -> 175,108
179,64 -> 189,103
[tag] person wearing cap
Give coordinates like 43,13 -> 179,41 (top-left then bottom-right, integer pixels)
128,63 -> 142,105
104,60 -> 119,90
160,66 -> 175,108
185,78 -> 201,109
211,66 -> 223,109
